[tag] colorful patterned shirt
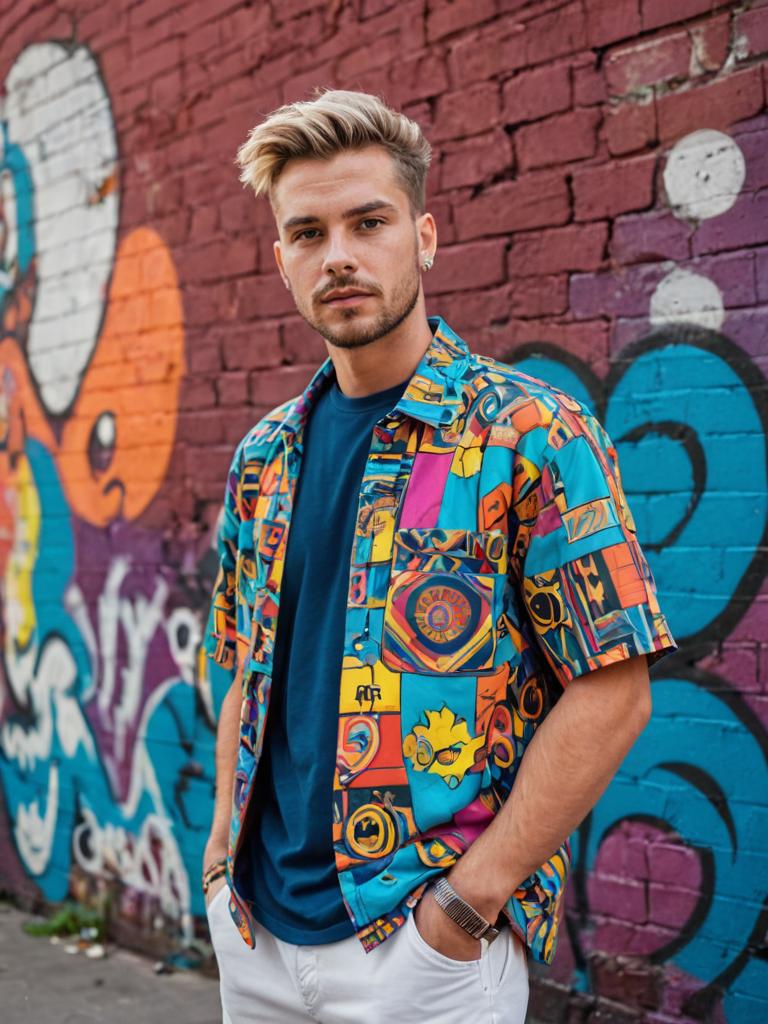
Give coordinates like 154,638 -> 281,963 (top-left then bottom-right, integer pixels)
204,316 -> 676,964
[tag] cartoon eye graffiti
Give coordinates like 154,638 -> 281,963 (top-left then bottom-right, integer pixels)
87,412 -> 116,475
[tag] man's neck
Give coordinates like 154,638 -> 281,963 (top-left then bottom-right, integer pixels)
327,305 -> 434,399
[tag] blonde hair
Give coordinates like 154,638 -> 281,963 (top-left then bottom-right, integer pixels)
236,89 -> 432,213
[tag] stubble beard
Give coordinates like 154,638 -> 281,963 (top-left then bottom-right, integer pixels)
294,255 -> 422,351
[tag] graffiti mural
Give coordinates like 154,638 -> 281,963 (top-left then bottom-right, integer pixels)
0,41 -> 228,939
511,124 -> 768,1023
0,25 -> 765,1024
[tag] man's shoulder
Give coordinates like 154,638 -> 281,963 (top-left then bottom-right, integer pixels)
464,349 -> 595,431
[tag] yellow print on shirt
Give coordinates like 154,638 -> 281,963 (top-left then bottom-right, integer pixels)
403,706 -> 485,789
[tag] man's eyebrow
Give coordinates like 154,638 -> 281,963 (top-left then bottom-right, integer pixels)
282,200 -> 397,232
343,200 -> 398,218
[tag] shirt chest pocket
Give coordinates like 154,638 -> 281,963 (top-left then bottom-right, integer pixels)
381,528 -> 509,676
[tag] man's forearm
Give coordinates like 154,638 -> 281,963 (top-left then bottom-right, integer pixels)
205,663 -> 243,860
447,655 -> 652,920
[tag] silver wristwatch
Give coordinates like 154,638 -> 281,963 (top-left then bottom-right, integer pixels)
431,876 -> 501,941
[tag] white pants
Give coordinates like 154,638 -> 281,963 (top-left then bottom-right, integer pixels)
206,885 -> 529,1024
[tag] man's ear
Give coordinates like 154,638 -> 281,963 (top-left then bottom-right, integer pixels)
416,211 -> 437,265
274,239 -> 290,291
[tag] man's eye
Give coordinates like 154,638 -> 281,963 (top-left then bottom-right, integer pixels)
360,218 -> 383,230
296,229 -> 320,241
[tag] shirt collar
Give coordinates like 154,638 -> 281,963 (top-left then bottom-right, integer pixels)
284,316 -> 470,437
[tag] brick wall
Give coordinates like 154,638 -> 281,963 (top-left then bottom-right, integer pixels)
0,1 -> 766,1020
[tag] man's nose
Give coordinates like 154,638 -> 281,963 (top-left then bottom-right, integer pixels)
322,231 -> 358,276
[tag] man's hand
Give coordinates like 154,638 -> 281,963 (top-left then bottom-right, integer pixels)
413,887 -> 481,961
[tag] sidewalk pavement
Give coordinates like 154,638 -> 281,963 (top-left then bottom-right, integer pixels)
0,903 -> 222,1024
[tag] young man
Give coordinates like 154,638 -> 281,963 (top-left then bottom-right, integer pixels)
202,90 -> 676,1023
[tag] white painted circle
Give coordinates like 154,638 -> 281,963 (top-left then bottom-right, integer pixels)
650,268 -> 724,330
664,130 -> 745,221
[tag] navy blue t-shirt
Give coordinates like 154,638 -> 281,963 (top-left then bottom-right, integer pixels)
241,374 -> 408,944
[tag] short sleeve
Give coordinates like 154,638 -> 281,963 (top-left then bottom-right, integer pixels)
510,403 -> 676,685
203,443 -> 244,670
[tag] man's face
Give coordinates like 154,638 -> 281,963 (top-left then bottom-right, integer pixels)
272,146 -> 434,350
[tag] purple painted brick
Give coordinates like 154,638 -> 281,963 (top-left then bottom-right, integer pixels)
699,644 -> 760,692
757,247 -> 768,303
722,585 -> 768,645
685,251 -> 757,308
589,875 -> 648,924
594,918 -> 679,957
648,883 -> 701,930
570,264 -> 667,319
647,842 -> 702,889
611,316 -> 651,355
693,190 -> 768,255
732,120 -> 768,192
612,210 -> 692,264
721,305 -> 768,360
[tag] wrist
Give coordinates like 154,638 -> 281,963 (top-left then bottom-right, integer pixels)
202,856 -> 227,894
204,830 -> 228,857
446,865 -> 509,923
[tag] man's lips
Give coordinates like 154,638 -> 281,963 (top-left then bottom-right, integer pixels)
321,290 -> 374,306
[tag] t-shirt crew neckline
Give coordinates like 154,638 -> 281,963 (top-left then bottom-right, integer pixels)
327,376 -> 410,414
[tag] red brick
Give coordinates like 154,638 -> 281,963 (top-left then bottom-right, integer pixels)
573,57 -> 607,106
280,316 -> 329,366
657,67 -> 765,142
447,23 -> 527,87
517,108 -> 601,170
502,63 -> 572,126
235,274 -> 297,319
177,409 -> 225,446
433,285 -> 513,332
180,376 -> 217,411
431,82 -> 500,142
439,130 -> 514,191
605,99 -> 657,155
188,332 -> 223,375
524,2 -> 588,65
507,223 -> 609,276
224,408 -> 265,446
573,155 -> 656,220
605,32 -> 691,95
425,240 -> 508,295
337,33 -> 400,79
216,372 -> 249,407
391,52 -> 449,105
249,366 -> 314,407
734,6 -> 768,59
454,171 -> 570,240
690,12 -> 731,72
221,324 -> 283,372
427,0 -> 496,42
426,194 -> 457,245
150,67 -> 183,111
642,0 -> 725,32
509,275 -> 569,317
586,0 -> 642,48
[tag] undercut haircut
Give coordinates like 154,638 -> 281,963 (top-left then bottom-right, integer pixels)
235,89 -> 432,214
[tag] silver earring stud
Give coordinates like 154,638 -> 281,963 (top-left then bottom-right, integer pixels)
422,255 -> 434,271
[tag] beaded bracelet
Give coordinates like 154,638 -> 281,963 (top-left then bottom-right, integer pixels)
202,857 -> 227,895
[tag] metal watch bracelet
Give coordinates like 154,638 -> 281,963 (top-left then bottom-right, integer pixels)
431,876 -> 501,941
